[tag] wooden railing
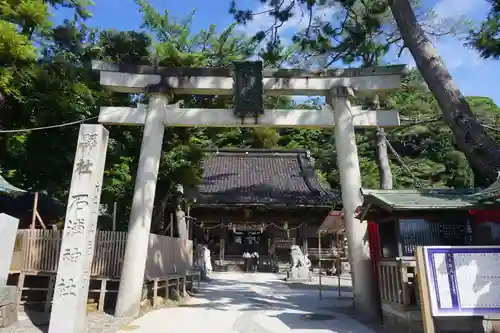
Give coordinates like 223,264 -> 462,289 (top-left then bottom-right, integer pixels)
378,258 -> 417,309
307,248 -> 344,258
10,229 -> 192,279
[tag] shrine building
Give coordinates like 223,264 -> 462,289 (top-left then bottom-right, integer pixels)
187,148 -> 341,271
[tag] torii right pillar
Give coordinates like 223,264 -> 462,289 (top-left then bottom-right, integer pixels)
329,87 -> 378,320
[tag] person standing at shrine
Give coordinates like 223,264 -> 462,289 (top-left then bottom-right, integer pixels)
195,243 -> 207,280
203,244 -> 213,276
251,250 -> 259,272
242,251 -> 251,272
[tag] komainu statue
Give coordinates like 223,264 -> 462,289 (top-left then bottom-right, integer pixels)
289,245 -> 311,268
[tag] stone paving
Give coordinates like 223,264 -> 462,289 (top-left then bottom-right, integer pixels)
115,272 -> 376,333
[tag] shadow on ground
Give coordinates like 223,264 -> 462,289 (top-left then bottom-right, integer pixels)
174,273 -> 379,333
19,309 -> 50,333
10,273 -> 374,333
181,274 -> 353,311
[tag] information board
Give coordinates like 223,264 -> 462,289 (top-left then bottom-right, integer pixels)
424,246 -> 500,316
399,219 -> 473,256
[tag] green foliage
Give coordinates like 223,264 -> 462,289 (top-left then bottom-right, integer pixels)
284,70 -> 495,190
0,0 -> 93,98
1,2 -> 499,233
468,0 -> 500,59
0,1 -> 260,231
230,0 -> 465,66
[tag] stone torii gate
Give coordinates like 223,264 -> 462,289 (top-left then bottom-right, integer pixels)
92,60 -> 405,319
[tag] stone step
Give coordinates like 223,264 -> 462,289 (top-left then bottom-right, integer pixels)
213,264 -> 277,273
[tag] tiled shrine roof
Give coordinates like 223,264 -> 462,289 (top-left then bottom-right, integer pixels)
360,188 -> 481,211
0,175 -> 64,222
470,176 -> 500,203
360,186 -> 500,213
190,148 -> 338,207
0,174 -> 25,196
358,178 -> 500,220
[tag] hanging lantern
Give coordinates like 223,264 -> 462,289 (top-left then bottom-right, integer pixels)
283,222 -> 288,230
260,223 -> 264,233
233,226 -> 236,233
200,222 -> 204,228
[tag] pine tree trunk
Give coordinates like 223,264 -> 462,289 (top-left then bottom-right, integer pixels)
388,0 -> 500,183
376,128 -> 393,189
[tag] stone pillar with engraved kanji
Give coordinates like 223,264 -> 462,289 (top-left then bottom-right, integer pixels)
49,124 -> 108,333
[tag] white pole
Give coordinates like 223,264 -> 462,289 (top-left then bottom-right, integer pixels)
318,230 -> 322,300
329,87 -> 377,320
337,230 -> 341,298
115,94 -> 167,317
112,202 -> 117,231
170,213 -> 173,237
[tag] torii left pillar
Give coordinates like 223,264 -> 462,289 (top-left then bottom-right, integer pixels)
114,91 -> 169,317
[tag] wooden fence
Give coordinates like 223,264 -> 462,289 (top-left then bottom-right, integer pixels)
378,259 -> 417,309
10,229 -> 192,279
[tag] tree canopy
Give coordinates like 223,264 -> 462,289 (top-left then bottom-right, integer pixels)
0,0 -> 499,231
468,0 -> 500,59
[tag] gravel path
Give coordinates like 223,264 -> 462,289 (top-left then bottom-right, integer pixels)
0,311 -> 133,333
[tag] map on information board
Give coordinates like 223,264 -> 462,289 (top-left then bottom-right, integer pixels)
424,246 -> 500,316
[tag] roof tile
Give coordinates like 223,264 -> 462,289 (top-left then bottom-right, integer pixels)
361,188 -> 480,210
192,149 -> 337,206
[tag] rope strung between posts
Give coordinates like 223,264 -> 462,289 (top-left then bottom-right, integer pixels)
375,123 -> 425,188
0,116 -> 99,133
190,220 -> 307,232
345,96 -> 424,188
190,222 -> 225,230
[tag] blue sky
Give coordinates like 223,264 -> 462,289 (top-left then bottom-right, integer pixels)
54,0 -> 499,104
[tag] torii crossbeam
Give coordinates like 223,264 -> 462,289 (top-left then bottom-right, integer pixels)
98,104 -> 400,128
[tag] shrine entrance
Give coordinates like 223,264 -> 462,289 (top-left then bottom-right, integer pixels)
91,59 -> 406,320
229,231 -> 263,253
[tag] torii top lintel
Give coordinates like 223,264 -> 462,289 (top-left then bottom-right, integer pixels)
91,60 -> 407,96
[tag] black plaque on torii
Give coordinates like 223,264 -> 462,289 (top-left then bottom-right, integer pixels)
232,61 -> 264,124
